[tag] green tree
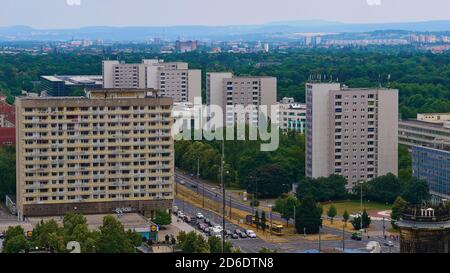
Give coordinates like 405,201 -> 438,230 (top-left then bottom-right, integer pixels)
261,211 -> 267,232
401,177 -> 430,205
153,210 -> 172,226
2,226 -> 29,253
208,236 -> 233,253
295,195 -> 323,234
362,209 -> 371,229
273,195 -> 299,227
3,234 -> 29,253
32,219 -> 63,252
342,210 -> 350,227
0,146 -> 16,199
327,205 -> 337,224
259,247 -> 277,253
96,215 -> 135,253
245,164 -> 291,198
176,231 -> 209,253
254,210 -> 260,229
391,196 -> 409,228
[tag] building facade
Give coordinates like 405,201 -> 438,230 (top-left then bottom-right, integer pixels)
396,206 -> 450,253
412,141 -> 450,201
399,118 -> 450,148
40,75 -> 103,97
0,94 -> 15,145
175,40 -> 198,53
102,59 -> 201,103
305,82 -> 398,189
278,97 -> 306,133
15,89 -> 174,218
206,72 -> 277,126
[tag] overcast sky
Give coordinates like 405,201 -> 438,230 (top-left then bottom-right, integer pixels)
1,0 -> 450,29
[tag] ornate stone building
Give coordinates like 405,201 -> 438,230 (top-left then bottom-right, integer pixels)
396,205 -> 450,253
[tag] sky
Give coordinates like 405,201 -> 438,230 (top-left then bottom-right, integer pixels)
1,0 -> 450,29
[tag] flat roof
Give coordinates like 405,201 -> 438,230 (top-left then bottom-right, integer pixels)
41,75 -> 103,85
399,119 -> 448,129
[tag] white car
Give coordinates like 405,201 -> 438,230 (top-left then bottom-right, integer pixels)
246,230 -> 257,238
177,211 -> 185,218
214,225 -> 223,231
196,212 -> 204,219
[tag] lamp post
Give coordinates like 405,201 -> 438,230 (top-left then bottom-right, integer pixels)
267,204 -> 273,238
196,157 -> 200,195
359,180 -> 364,233
221,139 -> 226,253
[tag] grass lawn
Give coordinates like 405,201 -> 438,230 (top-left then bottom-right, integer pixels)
321,200 -> 392,216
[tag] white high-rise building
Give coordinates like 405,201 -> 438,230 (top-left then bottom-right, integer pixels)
206,73 -> 277,127
278,97 -> 306,133
102,59 -> 201,103
305,82 -> 398,189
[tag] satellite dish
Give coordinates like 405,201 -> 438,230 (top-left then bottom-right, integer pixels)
366,241 -> 381,253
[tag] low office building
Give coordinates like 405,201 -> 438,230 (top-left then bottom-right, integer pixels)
40,75 -> 103,97
15,89 -> 174,219
399,114 -> 450,148
412,140 -> 450,202
102,59 -> 201,103
278,97 -> 306,133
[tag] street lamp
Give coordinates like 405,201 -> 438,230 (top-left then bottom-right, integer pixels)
267,204 -> 273,237
359,180 -> 364,233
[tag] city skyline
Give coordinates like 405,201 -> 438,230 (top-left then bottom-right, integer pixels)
1,0 -> 450,29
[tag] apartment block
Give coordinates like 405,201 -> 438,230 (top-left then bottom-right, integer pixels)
15,89 -> 174,218
305,82 -> 398,189
0,94 -> 15,145
206,72 -> 277,126
102,59 -> 201,103
278,97 -> 306,133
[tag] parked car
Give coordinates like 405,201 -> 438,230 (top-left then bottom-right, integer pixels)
179,180 -> 186,185
383,240 -> 394,247
0,232 -> 5,239
196,212 -> 204,219
191,184 -> 198,189
225,230 -> 232,236
172,206 -> 179,214
231,233 -> 239,239
204,218 -> 211,225
234,229 -> 242,235
184,216 -> 191,223
239,231 -> 247,238
177,211 -> 185,218
351,232 -> 362,241
246,230 -> 257,238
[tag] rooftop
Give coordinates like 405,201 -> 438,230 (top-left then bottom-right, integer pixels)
41,75 -> 103,85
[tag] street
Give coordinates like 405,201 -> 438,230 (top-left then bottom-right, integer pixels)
175,170 -> 400,253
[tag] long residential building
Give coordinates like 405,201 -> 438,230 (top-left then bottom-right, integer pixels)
206,72 -> 277,126
399,114 -> 450,148
15,89 -> 174,219
102,59 -> 201,103
305,82 -> 398,189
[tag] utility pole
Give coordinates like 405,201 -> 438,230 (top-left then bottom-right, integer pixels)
318,227 -> 321,253
360,181 -> 363,233
229,195 -> 232,219
221,139 -> 226,253
197,157 -> 200,195
202,183 -> 205,208
382,217 -> 386,238
342,223 -> 345,252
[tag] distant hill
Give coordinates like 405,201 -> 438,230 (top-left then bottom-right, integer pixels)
1,20 -> 450,41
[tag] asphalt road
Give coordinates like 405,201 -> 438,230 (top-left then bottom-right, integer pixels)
175,170 -> 400,253
175,197 -> 397,253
